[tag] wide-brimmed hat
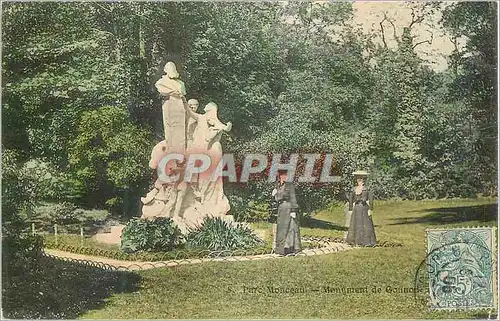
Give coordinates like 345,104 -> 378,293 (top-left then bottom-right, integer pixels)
352,170 -> 370,176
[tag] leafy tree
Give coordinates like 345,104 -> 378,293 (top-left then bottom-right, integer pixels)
2,149 -> 45,316
182,2 -> 286,140
68,106 -> 152,215
2,3 -> 129,166
2,149 -> 32,231
2,2 -> 496,225
441,2 -> 498,194
368,4 -> 447,199
235,2 -> 375,210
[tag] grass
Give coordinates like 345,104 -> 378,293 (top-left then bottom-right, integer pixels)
43,234 -> 120,251
77,197 -> 497,319
2,255 -> 140,319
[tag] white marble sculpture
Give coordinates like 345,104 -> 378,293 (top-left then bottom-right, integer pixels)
155,62 -> 186,155
139,62 -> 233,232
141,140 -> 183,219
184,102 -> 232,216
186,99 -> 199,148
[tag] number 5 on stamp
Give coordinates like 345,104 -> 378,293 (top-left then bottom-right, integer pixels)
426,227 -> 497,310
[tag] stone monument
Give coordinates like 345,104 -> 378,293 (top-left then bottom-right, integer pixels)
139,61 -> 233,233
155,61 -> 186,155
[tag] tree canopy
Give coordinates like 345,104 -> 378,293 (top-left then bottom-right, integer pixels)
2,2 -> 497,221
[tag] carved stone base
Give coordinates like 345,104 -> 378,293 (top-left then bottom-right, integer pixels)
139,179 -> 232,234
93,224 -> 125,245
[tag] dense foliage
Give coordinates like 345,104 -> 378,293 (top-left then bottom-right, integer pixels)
2,2 -> 497,223
185,217 -> 263,251
2,5 -> 495,319
441,2 -> 498,196
30,203 -> 110,234
120,217 -> 183,253
2,149 -> 46,318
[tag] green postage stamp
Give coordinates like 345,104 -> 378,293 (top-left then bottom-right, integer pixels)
426,227 -> 497,310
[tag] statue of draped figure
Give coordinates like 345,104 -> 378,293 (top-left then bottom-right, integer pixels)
140,61 -> 233,229
184,101 -> 232,217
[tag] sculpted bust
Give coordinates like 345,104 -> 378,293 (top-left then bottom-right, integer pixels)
155,62 -> 186,98
155,61 -> 187,154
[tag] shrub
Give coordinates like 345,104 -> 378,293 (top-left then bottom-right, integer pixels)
228,182 -> 343,222
2,233 -> 43,265
296,182 -> 344,217
29,203 -> 110,233
227,194 -> 249,221
72,208 -> 110,223
229,197 -> 269,222
185,216 -> 263,251
369,164 -> 401,200
68,106 -> 152,216
2,233 -> 45,318
227,183 -> 271,222
19,159 -> 85,203
120,217 -> 183,253
31,202 -> 78,226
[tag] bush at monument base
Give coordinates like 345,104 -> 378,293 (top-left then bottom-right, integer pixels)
185,216 -> 264,251
120,217 -> 183,253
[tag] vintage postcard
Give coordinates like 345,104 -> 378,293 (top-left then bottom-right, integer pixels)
1,1 -> 498,320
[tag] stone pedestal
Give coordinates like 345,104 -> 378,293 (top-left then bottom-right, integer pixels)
93,224 -> 125,245
162,96 -> 186,155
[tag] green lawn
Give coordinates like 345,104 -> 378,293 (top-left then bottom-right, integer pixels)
79,197 -> 497,319
42,227 -> 322,262
43,234 -> 121,251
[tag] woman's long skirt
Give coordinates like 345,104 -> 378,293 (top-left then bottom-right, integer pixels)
346,204 -> 376,246
275,203 -> 301,255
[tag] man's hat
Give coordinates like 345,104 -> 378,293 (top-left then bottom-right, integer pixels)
352,170 -> 370,176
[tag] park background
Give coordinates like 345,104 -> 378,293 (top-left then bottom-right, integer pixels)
1,1 -> 498,319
